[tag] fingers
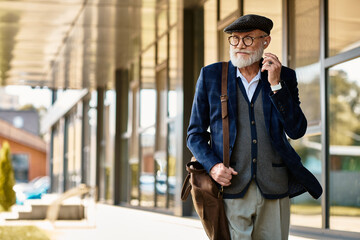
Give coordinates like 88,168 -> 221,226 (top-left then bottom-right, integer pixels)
261,53 -> 280,72
229,167 -> 238,175
261,53 -> 282,86
209,163 -> 238,186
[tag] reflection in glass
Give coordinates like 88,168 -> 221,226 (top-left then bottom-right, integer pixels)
219,0 -> 238,20
219,31 -> 230,62
52,123 -> 64,193
66,115 -> 75,189
204,0 -> 217,66
140,46 -> 156,128
167,121 -> 176,209
290,134 -> 322,228
140,127 -> 155,207
328,0 -> 360,56
157,35 -> 168,64
104,90 -> 116,202
141,6 -> 155,49
329,58 -> 360,233
288,0 -> 322,228
169,27 -> 177,92
243,0 -> 283,62
288,0 -> 320,125
129,88 -> 139,206
169,0 -> 177,26
140,89 -> 156,127
155,67 -> 167,208
157,7 -> 167,37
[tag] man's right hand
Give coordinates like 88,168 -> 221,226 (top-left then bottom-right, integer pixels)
209,163 -> 238,186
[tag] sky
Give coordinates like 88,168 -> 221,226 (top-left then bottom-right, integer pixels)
4,85 -> 52,109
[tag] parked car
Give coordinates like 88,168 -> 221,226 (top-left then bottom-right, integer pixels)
13,176 -> 50,205
139,173 -> 175,195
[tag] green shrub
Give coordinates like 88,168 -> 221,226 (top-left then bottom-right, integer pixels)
0,141 -> 16,211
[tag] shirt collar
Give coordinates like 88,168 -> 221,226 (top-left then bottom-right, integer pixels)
236,68 -> 261,84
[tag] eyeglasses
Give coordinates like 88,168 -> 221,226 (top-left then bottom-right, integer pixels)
228,35 -> 268,47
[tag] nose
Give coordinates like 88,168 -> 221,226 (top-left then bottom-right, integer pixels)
235,38 -> 246,48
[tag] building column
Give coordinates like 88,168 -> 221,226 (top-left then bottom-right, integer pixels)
114,69 -> 129,205
180,6 -> 204,216
96,87 -> 105,201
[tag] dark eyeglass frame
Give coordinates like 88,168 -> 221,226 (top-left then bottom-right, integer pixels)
228,35 -> 268,47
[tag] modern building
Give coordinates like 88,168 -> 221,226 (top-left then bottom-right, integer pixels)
1,0 -> 359,238
0,119 -> 46,183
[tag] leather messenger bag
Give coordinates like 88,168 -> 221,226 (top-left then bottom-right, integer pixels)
181,62 -> 231,240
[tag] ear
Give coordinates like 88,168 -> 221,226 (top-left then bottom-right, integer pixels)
264,36 -> 271,49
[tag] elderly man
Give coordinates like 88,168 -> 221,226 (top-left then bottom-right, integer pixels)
187,14 -> 322,239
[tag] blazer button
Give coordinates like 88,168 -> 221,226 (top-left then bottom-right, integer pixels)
252,139 -> 257,144
251,120 -> 255,125
252,158 -> 257,163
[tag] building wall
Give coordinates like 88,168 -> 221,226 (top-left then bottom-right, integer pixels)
0,137 -> 46,181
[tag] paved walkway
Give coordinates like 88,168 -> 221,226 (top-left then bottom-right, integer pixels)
1,203 -> 316,240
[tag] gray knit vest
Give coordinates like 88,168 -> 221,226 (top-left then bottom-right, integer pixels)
224,84 -> 289,197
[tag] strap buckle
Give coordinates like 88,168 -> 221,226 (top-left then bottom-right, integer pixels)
220,95 -> 228,102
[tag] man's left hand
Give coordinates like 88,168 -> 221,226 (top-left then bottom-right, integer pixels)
261,52 -> 281,87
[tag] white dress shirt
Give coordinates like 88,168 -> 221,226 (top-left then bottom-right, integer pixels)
237,68 -> 261,102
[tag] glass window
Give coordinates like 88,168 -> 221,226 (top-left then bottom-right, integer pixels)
220,0 -> 238,20
157,7 -> 167,37
289,0 -> 321,125
204,0 -> 217,66
155,67 -> 168,208
243,0 -> 283,62
52,123 -> 64,193
328,58 -> 360,233
139,127 -> 155,207
290,134 -> 322,229
168,27 -> 177,209
129,86 -> 140,206
66,115 -> 75,189
157,35 -> 168,64
12,154 -> 29,183
140,46 -> 156,128
167,121 -> 176,209
328,0 -> 360,56
219,31 -> 230,62
142,6 -> 156,49
169,27 -> 178,96
169,0 -> 177,26
104,90 -> 116,202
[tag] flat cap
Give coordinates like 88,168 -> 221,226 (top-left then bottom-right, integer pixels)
224,14 -> 273,35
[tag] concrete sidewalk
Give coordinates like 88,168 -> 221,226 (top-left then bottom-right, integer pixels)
1,203 -> 316,240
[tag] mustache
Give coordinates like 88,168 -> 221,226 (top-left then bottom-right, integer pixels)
232,50 -> 254,54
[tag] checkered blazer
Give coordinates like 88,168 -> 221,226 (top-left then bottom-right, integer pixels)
187,60 -> 322,199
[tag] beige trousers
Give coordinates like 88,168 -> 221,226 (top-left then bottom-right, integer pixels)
224,181 -> 290,240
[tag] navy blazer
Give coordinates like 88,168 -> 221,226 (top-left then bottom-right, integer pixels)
187,60 -> 322,199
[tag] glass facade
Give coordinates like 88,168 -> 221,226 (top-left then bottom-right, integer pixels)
328,0 -> 360,56
125,0 -> 179,211
328,58 -> 360,232
43,0 -> 360,236
288,0 -> 322,229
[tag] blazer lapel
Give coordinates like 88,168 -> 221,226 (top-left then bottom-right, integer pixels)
261,69 -> 272,132
228,61 -> 238,121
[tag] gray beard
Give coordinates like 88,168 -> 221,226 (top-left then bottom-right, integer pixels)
229,46 -> 264,68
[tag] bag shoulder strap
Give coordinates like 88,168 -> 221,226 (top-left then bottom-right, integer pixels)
220,62 -> 230,168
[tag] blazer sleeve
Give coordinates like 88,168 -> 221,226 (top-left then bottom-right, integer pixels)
270,68 -> 307,139
187,68 -> 222,173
